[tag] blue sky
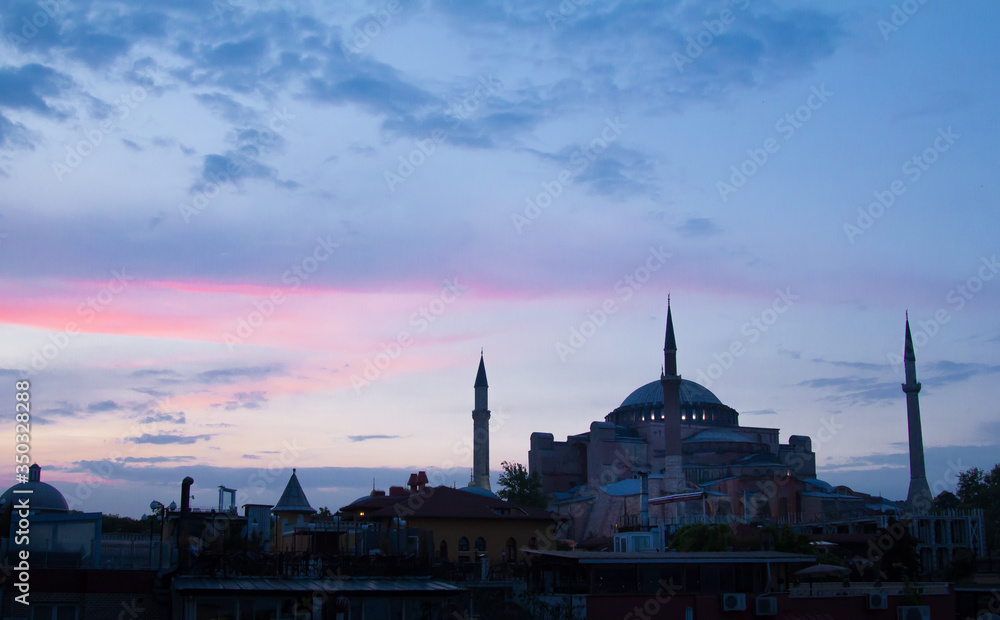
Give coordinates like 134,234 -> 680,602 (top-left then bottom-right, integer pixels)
0,0 -> 998,517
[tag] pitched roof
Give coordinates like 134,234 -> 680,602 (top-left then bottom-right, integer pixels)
273,469 -> 315,514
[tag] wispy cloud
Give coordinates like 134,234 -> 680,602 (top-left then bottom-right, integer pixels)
348,434 -> 403,443
128,433 -> 213,445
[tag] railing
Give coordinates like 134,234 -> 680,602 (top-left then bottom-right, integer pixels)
101,539 -> 170,570
789,582 -> 950,598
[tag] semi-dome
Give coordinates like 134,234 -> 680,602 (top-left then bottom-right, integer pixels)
606,378 -> 740,428
0,464 -> 68,513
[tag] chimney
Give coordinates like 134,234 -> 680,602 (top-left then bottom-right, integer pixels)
181,477 -> 194,516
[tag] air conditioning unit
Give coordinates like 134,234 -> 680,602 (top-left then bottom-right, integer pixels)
754,596 -> 778,616
867,592 -> 888,610
721,593 -> 746,612
897,606 -> 930,620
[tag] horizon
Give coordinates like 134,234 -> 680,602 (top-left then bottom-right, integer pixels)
1,0 -> 998,519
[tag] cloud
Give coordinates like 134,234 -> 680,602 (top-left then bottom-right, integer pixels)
87,400 -> 119,412
348,434 -> 403,443
0,113 -> 32,150
195,92 -> 256,123
128,433 -> 213,445
136,410 -> 186,425
65,28 -> 132,68
797,375 -> 899,406
741,409 -> 776,416
194,364 -> 284,384
304,63 -> 439,118
119,455 -> 194,464
213,391 -> 269,411
808,356 -> 887,371
679,218 -> 721,237
925,361 -> 1000,387
0,63 -> 73,118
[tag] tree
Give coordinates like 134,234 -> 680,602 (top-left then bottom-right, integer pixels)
496,461 -> 547,508
956,463 -> 1000,550
670,524 -> 733,552
931,490 -> 960,512
317,506 -> 332,517
102,513 -> 147,534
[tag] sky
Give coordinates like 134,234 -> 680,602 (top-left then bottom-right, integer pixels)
1,0 -> 998,519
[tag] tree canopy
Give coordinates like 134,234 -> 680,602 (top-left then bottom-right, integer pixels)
496,461 -> 547,508
951,463 -> 1000,550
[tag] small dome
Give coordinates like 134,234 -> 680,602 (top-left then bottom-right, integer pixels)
459,486 -> 499,499
0,465 -> 68,513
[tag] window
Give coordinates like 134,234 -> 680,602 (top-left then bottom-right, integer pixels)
458,537 -> 469,552
439,540 -> 448,560
474,537 -> 486,552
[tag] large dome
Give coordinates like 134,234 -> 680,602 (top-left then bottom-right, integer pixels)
620,379 -> 723,408
606,378 -> 739,428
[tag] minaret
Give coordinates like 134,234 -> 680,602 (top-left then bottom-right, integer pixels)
661,298 -> 685,492
470,352 -> 491,490
903,315 -> 932,511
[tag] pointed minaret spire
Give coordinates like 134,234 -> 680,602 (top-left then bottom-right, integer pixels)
904,312 -> 916,362
475,352 -> 488,390
664,298 -> 677,376
660,299 -> 684,492
470,352 -> 492,490
902,314 -> 931,511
